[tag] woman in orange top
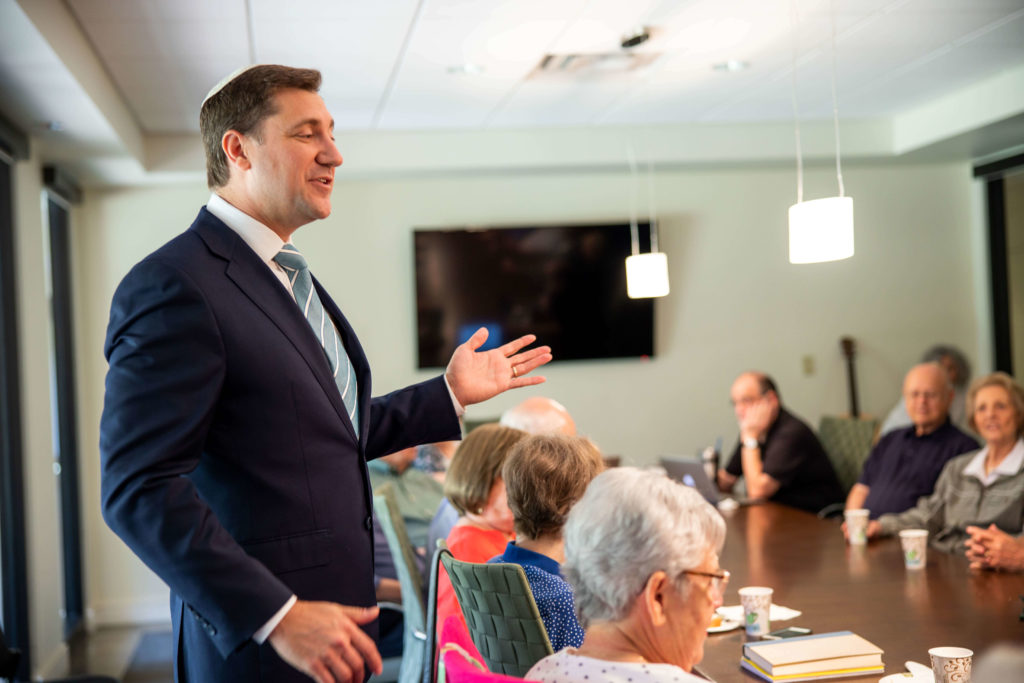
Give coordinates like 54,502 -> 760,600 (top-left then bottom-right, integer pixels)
435,424 -> 528,630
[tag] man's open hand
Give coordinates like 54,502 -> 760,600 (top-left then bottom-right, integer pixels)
445,328 -> 552,407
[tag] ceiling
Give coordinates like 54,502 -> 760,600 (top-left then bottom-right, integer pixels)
1,0 -> 1023,186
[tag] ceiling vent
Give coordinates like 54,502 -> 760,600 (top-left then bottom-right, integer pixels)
529,52 -> 660,80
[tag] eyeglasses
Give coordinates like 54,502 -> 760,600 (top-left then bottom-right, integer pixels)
682,569 -> 730,596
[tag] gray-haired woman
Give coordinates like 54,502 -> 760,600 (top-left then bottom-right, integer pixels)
526,467 -> 728,683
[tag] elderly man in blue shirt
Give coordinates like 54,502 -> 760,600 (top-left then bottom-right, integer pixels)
844,362 -> 978,531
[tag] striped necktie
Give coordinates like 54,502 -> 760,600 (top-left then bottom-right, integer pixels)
273,244 -> 359,436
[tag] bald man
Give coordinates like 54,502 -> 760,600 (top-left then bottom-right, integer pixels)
718,372 -> 844,512
500,396 -> 577,436
845,363 -> 978,520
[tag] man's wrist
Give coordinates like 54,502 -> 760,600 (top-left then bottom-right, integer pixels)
442,375 -> 466,416
254,595 -> 297,644
742,436 -> 760,449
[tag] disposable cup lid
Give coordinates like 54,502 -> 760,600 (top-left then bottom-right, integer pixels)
928,646 -> 973,658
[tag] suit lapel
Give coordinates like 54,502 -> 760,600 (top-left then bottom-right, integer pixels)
190,211 -> 357,441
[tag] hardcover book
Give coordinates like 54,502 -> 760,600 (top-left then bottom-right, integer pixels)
741,631 -> 884,682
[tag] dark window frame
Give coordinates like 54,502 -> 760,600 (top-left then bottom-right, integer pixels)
44,186 -> 85,640
975,153 -> 1024,375
0,139 -> 31,679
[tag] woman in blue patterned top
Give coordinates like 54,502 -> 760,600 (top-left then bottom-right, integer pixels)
488,434 -> 604,651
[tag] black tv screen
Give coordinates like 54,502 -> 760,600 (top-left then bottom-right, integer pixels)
413,222 -> 655,368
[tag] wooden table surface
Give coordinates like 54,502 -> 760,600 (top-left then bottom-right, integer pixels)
697,503 -> 1024,682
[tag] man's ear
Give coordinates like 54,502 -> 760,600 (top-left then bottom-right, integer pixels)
222,130 -> 252,171
641,571 -> 671,627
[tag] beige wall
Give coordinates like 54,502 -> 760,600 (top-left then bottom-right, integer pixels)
12,145 -> 71,675
69,159 -> 984,632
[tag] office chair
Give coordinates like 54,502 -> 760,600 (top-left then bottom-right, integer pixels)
817,414 -> 879,518
437,616 -> 533,683
438,552 -> 552,678
372,484 -> 428,683
818,414 -> 878,493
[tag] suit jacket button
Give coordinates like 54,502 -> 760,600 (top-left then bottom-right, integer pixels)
365,516 -> 373,530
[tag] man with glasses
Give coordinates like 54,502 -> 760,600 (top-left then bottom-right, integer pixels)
843,363 -> 977,529
718,371 -> 844,512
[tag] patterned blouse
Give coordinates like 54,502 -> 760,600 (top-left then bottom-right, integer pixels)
488,542 -> 584,651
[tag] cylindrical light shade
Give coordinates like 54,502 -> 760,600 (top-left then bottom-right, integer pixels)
625,252 -> 670,298
788,196 -> 854,264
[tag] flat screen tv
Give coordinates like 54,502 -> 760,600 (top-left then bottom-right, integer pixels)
413,222 -> 655,368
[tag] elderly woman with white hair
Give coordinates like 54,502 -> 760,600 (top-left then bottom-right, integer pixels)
526,467 -> 728,683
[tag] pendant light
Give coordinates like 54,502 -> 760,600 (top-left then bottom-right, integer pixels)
625,145 -> 670,298
788,0 -> 854,264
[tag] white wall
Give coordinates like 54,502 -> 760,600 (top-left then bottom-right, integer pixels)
72,159 -> 983,622
75,185 -> 210,628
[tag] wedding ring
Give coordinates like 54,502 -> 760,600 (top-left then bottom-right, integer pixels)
512,365 -> 518,379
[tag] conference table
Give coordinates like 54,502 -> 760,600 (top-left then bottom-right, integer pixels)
697,503 -> 1024,682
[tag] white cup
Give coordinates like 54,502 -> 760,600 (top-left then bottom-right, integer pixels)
738,586 -> 773,637
899,529 -> 929,569
929,646 -> 973,683
844,508 -> 869,545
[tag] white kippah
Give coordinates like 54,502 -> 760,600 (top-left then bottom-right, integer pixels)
202,64 -> 263,107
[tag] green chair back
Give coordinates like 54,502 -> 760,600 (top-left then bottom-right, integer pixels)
373,483 -> 427,683
818,415 -> 879,493
438,552 -> 553,677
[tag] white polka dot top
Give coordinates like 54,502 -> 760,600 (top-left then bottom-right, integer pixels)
526,649 -> 707,683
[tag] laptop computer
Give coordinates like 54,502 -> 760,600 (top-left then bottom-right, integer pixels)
659,456 -> 720,505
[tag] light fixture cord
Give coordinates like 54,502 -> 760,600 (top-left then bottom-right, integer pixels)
647,157 -> 659,253
789,0 -> 803,204
830,0 -> 845,197
627,142 -> 640,257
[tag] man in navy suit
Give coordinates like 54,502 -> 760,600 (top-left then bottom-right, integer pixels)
100,65 -> 551,683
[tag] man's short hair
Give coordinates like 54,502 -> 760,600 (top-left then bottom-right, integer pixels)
199,65 -> 322,189
756,373 -> 780,400
502,435 -> 604,540
921,345 -> 971,389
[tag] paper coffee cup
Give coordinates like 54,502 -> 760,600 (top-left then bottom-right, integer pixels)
738,586 -> 772,637
899,529 -> 928,569
929,646 -> 973,683
844,509 -> 869,545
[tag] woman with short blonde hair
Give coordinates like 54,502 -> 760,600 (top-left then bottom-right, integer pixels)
436,424 -> 527,630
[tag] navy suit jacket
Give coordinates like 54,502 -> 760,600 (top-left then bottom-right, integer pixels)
100,208 -> 460,681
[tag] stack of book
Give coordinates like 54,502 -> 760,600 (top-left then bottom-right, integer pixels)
741,631 -> 884,682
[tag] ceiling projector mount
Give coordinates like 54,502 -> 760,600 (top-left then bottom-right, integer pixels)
620,26 -> 651,49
